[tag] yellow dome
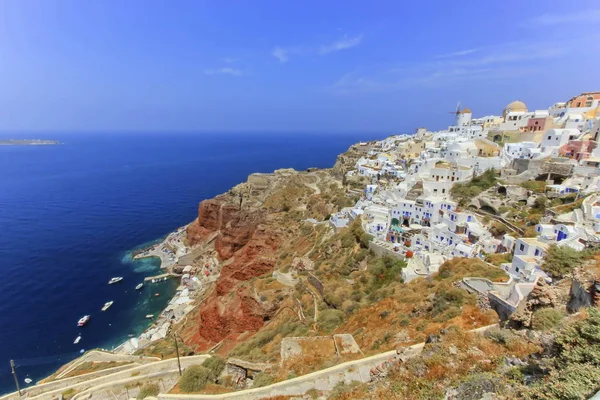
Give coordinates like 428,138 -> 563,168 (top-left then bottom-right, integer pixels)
460,108 -> 472,114
503,100 -> 527,118
505,100 -> 527,112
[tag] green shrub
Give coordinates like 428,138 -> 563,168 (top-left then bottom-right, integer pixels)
453,373 -> 501,400
532,196 -> 548,211
355,249 -> 368,262
319,309 -> 346,333
359,232 -> 373,248
252,372 -> 273,387
432,287 -> 468,316
451,169 -> 498,205
137,383 -> 159,399
520,180 -> 546,194
541,245 -> 586,279
369,256 -> 406,289
201,356 -> 226,381
531,308 -> 564,331
485,327 -> 513,345
525,308 -> 600,399
178,365 -> 211,393
525,363 -> 600,400
554,307 -> 600,366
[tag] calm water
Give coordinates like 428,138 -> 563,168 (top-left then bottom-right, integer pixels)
0,131 -> 382,394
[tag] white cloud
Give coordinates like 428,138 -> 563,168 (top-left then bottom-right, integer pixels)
436,48 -> 480,58
329,39 -> 572,94
527,9 -> 600,26
204,67 -> 243,76
319,34 -> 362,55
272,47 -> 289,63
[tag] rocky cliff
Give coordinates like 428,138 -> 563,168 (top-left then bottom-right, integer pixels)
181,168 -> 345,352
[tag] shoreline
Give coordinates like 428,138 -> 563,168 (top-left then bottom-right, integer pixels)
113,225 -> 212,355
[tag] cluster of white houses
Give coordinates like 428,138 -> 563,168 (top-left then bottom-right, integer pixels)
331,92 -> 600,314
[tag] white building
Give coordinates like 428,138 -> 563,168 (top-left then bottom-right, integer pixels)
541,128 -> 580,149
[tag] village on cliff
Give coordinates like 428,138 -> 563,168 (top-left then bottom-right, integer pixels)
329,91 -> 600,316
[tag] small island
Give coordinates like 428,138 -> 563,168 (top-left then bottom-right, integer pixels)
0,139 -> 60,146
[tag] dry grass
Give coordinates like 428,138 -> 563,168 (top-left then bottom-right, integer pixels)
331,328 -> 541,400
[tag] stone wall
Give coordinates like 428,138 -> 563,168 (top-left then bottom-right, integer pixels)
368,241 -> 405,261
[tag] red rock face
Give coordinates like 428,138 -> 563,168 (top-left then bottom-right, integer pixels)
184,196 -> 280,351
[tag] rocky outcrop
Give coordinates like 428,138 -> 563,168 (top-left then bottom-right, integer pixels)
509,280 -> 560,328
182,169 -> 344,352
567,265 -> 597,312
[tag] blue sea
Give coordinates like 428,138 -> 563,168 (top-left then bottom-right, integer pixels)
0,131 -> 383,394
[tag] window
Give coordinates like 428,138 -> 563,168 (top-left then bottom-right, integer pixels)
534,249 -> 540,256
548,136 -> 551,140
519,243 -> 525,251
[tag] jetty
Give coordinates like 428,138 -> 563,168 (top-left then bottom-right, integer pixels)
144,273 -> 175,283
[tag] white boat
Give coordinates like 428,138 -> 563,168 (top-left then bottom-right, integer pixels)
135,283 -> 144,290
74,335 -> 81,344
24,378 -> 32,384
108,277 -> 123,284
101,301 -> 113,311
145,314 -> 154,319
77,315 -> 90,327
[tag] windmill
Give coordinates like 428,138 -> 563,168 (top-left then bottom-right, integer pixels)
448,101 -> 461,117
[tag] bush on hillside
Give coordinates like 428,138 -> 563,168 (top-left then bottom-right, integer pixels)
252,372 -> 273,387
201,356 -> 226,381
554,307 -> 600,367
137,383 -> 159,399
520,180 -> 546,194
179,365 -> 212,393
525,308 -> 600,400
541,245 -> 586,279
369,256 -> 406,289
451,169 -> 498,206
532,196 -> 548,211
531,308 -> 564,331
319,309 -> 346,333
359,233 -> 373,248
432,287 -> 469,316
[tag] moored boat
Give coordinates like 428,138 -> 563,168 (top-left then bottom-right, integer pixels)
145,314 -> 154,319
101,301 -> 113,311
74,335 -> 81,344
135,283 -> 144,290
108,277 -> 123,284
24,378 -> 32,384
77,315 -> 90,327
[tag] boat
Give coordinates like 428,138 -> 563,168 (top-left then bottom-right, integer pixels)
108,277 -> 123,284
77,315 -> 90,327
24,378 -> 32,384
135,283 -> 144,290
154,293 -> 160,297
101,301 -> 113,311
145,314 -> 154,319
74,335 -> 81,344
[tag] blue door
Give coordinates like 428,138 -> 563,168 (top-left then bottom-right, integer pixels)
557,231 -> 566,241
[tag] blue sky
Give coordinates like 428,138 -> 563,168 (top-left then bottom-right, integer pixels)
1,0 -> 599,133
